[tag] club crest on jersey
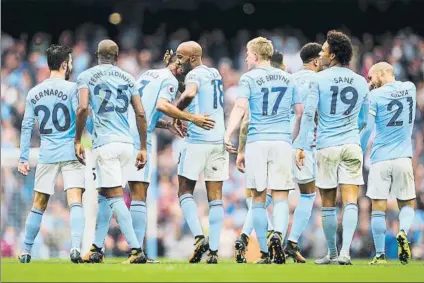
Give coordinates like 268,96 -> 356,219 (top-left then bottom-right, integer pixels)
168,85 -> 176,94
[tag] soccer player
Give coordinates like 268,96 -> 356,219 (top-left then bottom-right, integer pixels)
225,37 -> 303,264
174,41 -> 227,264
229,50 -> 288,264
295,31 -> 369,265
361,62 -> 416,265
285,42 -> 322,263
74,40 -> 147,264
270,50 -> 286,71
82,50 -> 215,263
18,45 -> 85,263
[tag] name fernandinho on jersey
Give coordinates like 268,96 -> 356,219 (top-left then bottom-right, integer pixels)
391,89 -> 409,98
31,89 -> 68,105
333,76 -> 354,85
88,70 -> 134,87
256,74 -> 290,86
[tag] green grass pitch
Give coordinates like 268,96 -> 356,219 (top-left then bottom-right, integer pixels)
1,258 -> 423,282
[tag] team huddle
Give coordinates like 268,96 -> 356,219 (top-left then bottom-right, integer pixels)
17,30 -> 417,265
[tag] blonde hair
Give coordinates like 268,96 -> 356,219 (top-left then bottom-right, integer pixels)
247,37 -> 274,61
163,49 -> 174,66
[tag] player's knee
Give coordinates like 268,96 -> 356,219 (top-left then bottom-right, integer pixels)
66,188 -> 83,206
99,187 -> 123,198
129,181 -> 148,201
299,181 -> 316,194
33,191 -> 50,211
371,199 -> 387,212
251,190 -> 267,203
271,190 -> 289,201
397,198 -> 415,210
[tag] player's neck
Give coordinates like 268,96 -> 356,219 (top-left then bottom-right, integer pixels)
49,71 -> 65,80
256,61 -> 271,68
382,77 -> 396,85
329,60 -> 343,68
302,64 -> 315,71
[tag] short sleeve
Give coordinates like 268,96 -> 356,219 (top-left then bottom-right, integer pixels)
369,90 -> 377,116
291,83 -> 302,105
70,85 -> 79,112
237,74 -> 251,99
159,78 -> 178,102
128,75 -> 138,97
76,72 -> 89,89
185,70 -> 201,88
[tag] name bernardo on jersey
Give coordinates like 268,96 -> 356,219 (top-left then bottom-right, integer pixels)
255,74 -> 290,86
86,70 -> 134,88
30,89 -> 69,105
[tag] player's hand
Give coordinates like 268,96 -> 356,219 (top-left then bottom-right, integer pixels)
18,162 -> 30,176
169,120 -> 187,138
191,114 -> 215,130
236,152 -> 245,173
224,134 -> 237,154
135,149 -> 147,170
75,143 -> 86,165
295,149 -> 306,170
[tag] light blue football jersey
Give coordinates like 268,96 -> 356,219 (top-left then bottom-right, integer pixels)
128,68 -> 178,150
238,66 -> 301,144
297,66 -> 369,150
19,78 -> 78,164
184,65 -> 225,144
369,81 -> 416,163
77,64 -> 137,148
291,69 -> 316,151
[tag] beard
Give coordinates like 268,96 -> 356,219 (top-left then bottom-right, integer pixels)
65,68 -> 72,81
180,61 -> 192,75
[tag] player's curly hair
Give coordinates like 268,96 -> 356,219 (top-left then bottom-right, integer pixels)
300,43 -> 322,64
326,30 -> 353,66
247,37 -> 274,61
163,50 -> 178,66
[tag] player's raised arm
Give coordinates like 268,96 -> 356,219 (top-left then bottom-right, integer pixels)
18,94 -> 35,175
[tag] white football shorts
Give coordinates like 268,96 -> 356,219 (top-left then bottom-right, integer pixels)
177,142 -> 229,182
292,148 -> 316,184
367,157 -> 415,201
34,160 -> 85,195
92,142 -> 133,188
245,140 -> 294,192
316,144 -> 364,189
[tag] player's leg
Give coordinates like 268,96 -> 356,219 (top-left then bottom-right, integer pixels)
203,144 -> 228,264
62,160 -> 86,263
314,146 -> 340,265
393,158 -> 416,265
366,160 -> 391,265
205,181 -> 223,264
286,149 -> 316,263
19,164 -> 57,263
234,188 -> 252,263
338,144 -> 364,265
245,141 -> 271,264
268,141 -> 294,264
97,143 -> 144,264
177,143 -> 207,263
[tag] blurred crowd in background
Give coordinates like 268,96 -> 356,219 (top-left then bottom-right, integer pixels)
1,23 -> 424,260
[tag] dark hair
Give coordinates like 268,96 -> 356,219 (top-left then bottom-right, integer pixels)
46,44 -> 72,71
271,51 -> 283,67
300,43 -> 322,63
326,30 -> 353,66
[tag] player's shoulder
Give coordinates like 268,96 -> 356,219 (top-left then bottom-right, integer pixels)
401,80 -> 416,92
114,66 -> 136,82
77,66 -> 97,81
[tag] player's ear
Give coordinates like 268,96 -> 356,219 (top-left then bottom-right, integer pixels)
61,61 -> 68,71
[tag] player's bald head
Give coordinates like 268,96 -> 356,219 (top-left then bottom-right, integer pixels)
369,62 -> 394,77
368,62 -> 395,89
176,41 -> 202,58
96,40 -> 119,63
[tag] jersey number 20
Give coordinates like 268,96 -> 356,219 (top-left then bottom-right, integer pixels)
35,103 -> 70,134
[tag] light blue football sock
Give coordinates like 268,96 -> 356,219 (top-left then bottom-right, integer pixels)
341,203 -> 358,254
322,207 -> 338,258
93,194 -> 112,248
371,210 -> 386,256
130,200 -> 147,248
252,202 -> 268,253
69,202 -> 85,250
23,207 -> 44,254
399,205 -> 415,235
288,192 -> 316,243
179,193 -> 203,237
208,200 -> 224,251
